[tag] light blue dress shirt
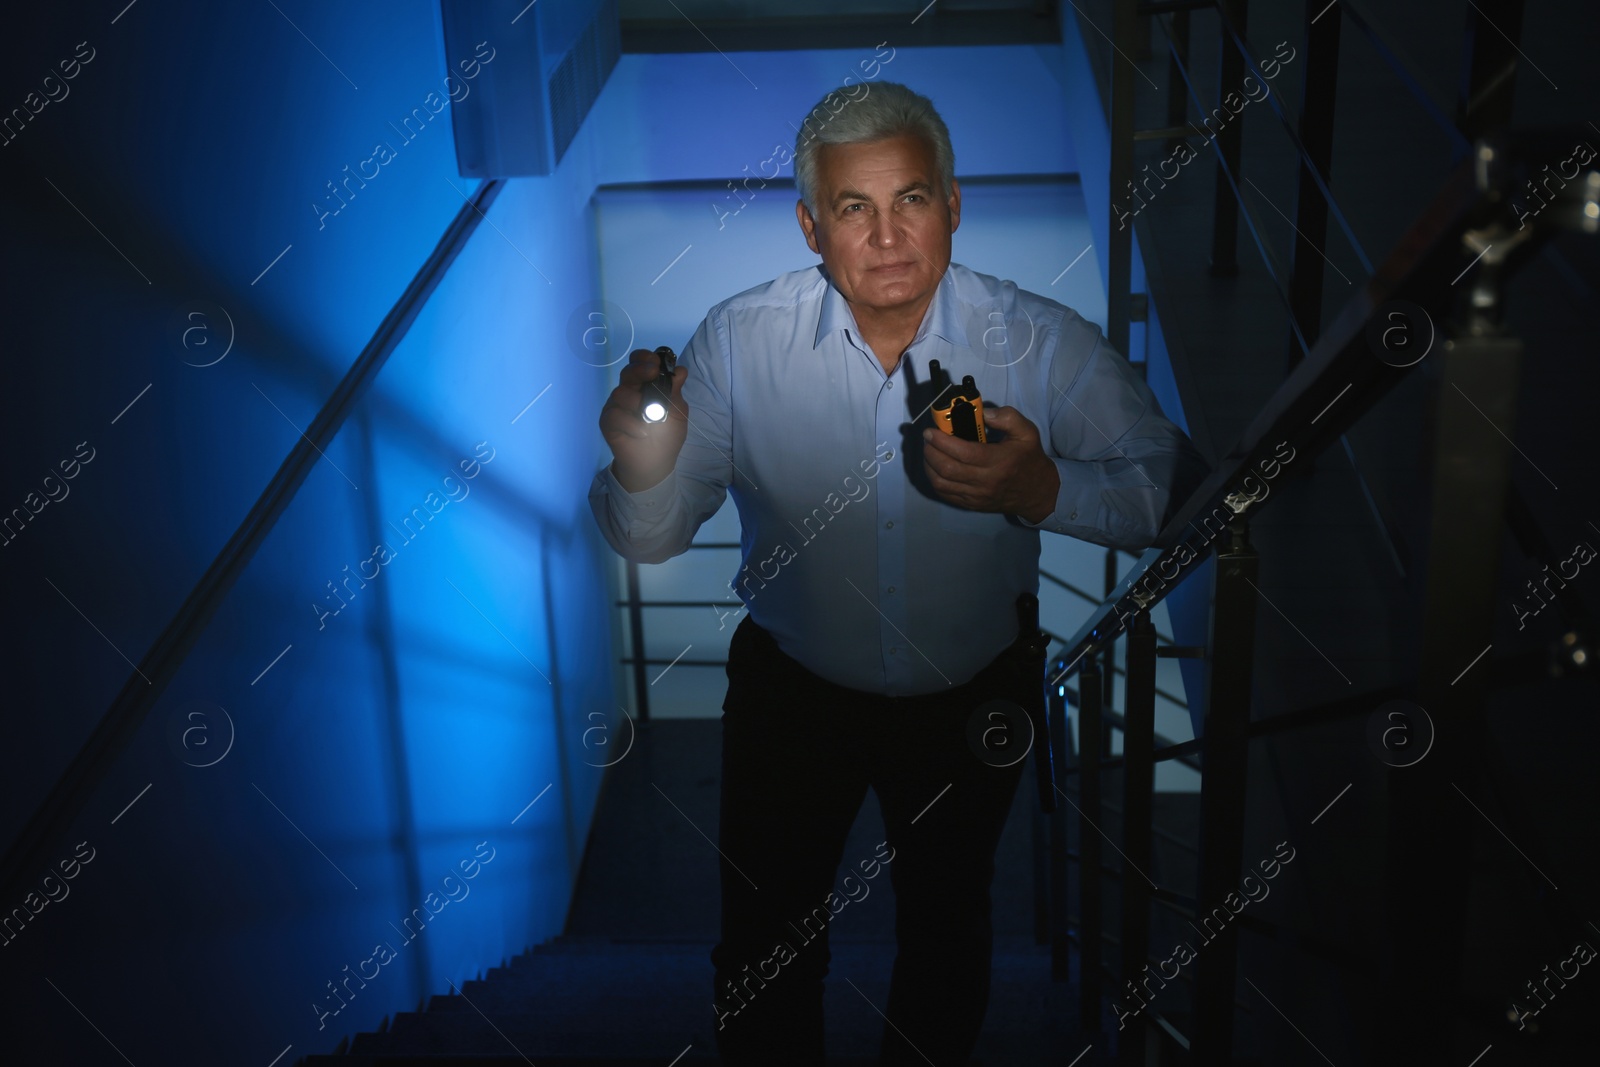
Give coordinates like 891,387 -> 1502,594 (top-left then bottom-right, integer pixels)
588,262 -> 1209,697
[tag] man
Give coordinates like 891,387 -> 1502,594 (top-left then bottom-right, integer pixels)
589,81 -> 1209,1066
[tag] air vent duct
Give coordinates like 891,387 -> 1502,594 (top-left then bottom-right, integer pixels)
441,0 -> 621,177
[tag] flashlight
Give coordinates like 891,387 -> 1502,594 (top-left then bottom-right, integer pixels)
639,345 -> 676,424
929,359 -> 987,443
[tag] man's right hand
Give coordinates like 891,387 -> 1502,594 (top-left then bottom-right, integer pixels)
599,347 -> 689,493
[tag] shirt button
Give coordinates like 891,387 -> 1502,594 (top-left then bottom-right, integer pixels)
887,586 -> 895,594
885,520 -> 894,529
1069,511 -> 1077,520
889,647 -> 897,655
884,449 -> 894,461
887,381 -> 894,389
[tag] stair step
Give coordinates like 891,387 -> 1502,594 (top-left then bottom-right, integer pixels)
413,940 -> 1053,1018
317,941 -> 1075,1062
349,1012 -> 711,1057
303,1058 -> 722,1066
302,1058 -> 881,1066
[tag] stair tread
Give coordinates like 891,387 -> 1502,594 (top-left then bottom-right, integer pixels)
343,942 -> 1070,1057
303,1059 -> 881,1066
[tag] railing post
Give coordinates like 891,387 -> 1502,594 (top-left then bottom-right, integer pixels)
1050,676 -> 1072,979
1380,325 -> 1521,1059
1190,518 -> 1257,1062
1118,611 -> 1159,1066
1164,8 -> 1191,156
1107,0 -> 1138,356
1285,0 -> 1342,370
1078,657 -> 1105,1029
1208,0 -> 1248,276
625,558 -> 651,723
1033,789 -> 1050,944
1102,548 -> 1119,760
1455,0 -> 1525,140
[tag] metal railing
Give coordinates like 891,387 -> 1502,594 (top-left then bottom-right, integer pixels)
1059,0 -> 1598,1062
614,558 -> 1190,723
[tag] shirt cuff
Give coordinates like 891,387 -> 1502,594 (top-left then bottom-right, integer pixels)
601,460 -> 675,508
1015,456 -> 1101,536
599,463 -> 679,526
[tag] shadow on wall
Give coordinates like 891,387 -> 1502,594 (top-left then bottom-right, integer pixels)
0,2 -> 619,1061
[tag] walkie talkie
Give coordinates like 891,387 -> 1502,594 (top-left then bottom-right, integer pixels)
929,359 -> 987,442
638,346 -> 677,424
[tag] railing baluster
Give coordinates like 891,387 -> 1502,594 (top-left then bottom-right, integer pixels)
1208,0 -> 1248,276
625,558 -> 650,723
1381,326 -> 1523,1060
1456,0 -> 1526,139
1164,7 -> 1190,156
1078,659 -> 1105,1029
1190,518 -> 1258,1061
1050,677 -> 1073,980
1033,783 -> 1051,946
1119,611 -> 1159,1065
1286,0 -> 1343,370
1103,548 -> 1119,760
1108,0 -> 1139,356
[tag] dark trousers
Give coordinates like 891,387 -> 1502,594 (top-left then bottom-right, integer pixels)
710,615 -> 1027,1066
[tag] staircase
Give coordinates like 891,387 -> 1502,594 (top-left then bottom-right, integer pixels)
299,934 -> 1107,1065
298,719 -> 1136,1066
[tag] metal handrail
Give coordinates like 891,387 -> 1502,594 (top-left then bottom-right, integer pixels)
615,553 -> 1191,723
1060,7 -> 1535,1060
1054,151 -> 1479,677
1058,5 -> 1589,1062
617,565 -> 1182,648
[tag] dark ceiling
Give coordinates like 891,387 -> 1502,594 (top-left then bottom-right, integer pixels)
620,0 -> 1058,52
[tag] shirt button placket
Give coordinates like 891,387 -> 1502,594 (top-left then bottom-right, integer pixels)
877,356 -> 910,690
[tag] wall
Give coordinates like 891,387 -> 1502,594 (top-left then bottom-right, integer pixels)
0,2 -> 613,1059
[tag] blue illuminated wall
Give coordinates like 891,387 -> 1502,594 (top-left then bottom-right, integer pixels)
1,2 -> 614,1060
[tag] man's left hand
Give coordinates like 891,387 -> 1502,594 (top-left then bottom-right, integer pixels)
922,406 -> 1060,524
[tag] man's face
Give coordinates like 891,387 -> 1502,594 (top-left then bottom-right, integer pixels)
796,132 -> 961,320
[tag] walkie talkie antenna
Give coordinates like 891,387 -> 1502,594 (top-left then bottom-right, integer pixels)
930,359 -> 988,443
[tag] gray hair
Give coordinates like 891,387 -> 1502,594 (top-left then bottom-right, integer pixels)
792,81 -> 956,217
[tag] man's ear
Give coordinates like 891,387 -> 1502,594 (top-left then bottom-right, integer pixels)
796,199 -> 821,254
947,177 -> 961,234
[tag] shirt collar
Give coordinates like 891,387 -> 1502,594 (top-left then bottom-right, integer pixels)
813,263 -> 971,352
